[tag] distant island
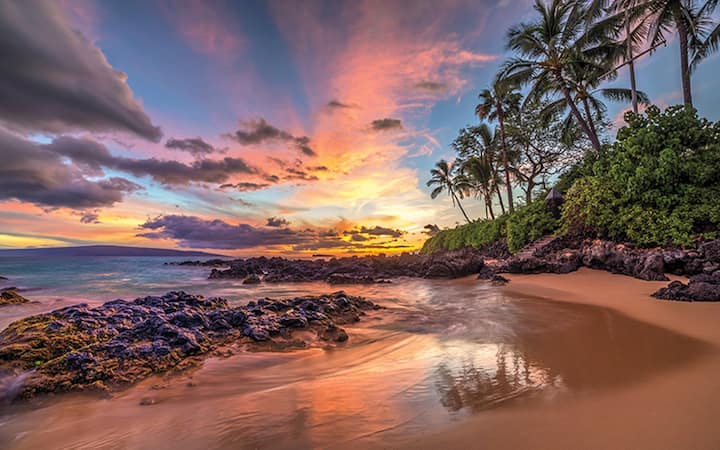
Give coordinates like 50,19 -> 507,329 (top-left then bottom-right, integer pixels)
0,245 -> 225,258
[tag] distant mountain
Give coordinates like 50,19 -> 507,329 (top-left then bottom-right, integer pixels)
0,245 -> 225,258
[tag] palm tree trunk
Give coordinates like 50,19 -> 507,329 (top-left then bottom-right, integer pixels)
626,9 -> 638,113
451,190 -> 472,224
555,73 -> 601,151
582,97 -> 598,140
495,183 -> 506,214
496,103 -> 514,213
675,14 -> 693,106
485,193 -> 495,220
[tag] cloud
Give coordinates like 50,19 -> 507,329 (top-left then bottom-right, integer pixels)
159,0 -> 245,60
359,225 -> 405,238
344,225 -> 405,239
0,2 -> 161,141
44,136 -> 257,185
226,118 -> 316,156
137,214 -> 411,252
415,80 -> 448,92
326,100 -> 356,110
79,211 -> 101,224
266,217 -> 290,227
0,128 -> 142,209
137,215 -> 313,249
370,118 -> 403,131
219,182 -> 272,192
165,137 -> 225,156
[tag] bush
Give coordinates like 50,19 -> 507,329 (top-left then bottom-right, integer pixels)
506,199 -> 559,252
421,200 -> 557,254
561,105 -> 720,247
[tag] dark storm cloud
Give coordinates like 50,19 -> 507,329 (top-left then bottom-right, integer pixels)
415,81 -> 448,92
166,137 -> 225,156
226,118 -> 316,156
45,136 -> 257,185
0,2 -> 162,141
0,129 -> 142,209
370,118 -> 403,131
266,217 -> 290,227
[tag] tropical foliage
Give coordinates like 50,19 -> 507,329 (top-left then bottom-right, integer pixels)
561,105 -> 720,246
424,0 -> 720,253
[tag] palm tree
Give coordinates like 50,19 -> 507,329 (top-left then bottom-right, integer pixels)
474,124 -> 507,215
638,0 -> 720,106
502,0 -> 626,151
542,60 -> 650,137
456,156 -> 498,220
427,159 -> 472,223
476,78 -> 521,213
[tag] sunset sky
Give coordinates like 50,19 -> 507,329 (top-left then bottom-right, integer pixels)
2,0 -> 720,255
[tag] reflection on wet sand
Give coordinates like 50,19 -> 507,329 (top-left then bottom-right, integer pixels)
0,279 -> 711,450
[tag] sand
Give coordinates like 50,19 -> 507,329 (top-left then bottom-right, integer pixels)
398,268 -> 720,450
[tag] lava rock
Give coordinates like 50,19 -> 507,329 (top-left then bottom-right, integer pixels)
0,291 -> 377,399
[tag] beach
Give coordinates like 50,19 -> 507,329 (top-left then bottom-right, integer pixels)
1,266 -> 719,449
403,268 -> 720,450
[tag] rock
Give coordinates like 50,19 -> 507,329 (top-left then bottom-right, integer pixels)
491,275 -> 509,286
702,262 -> 719,274
653,273 -> 720,302
700,240 -> 720,263
0,289 -> 29,306
0,291 -> 377,399
198,248 -> 487,282
636,252 -> 668,281
242,275 -> 261,285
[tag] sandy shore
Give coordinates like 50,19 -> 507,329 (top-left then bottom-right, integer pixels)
398,268 -> 720,450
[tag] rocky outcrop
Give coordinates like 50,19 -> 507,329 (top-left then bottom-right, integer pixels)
0,288 -> 29,306
498,239 -> 719,282
203,248 -> 485,283
652,273 -> 720,302
0,291 -> 378,399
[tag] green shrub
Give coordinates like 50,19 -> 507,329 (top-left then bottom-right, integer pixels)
506,199 -> 559,252
561,105 -> 720,247
421,200 -> 557,254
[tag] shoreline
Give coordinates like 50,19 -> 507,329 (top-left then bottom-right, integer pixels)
397,268 -> 720,450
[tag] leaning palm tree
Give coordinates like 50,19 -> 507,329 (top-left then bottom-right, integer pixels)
502,0 -> 627,151
476,78 -> 521,213
639,0 -> 720,106
427,159 -> 471,223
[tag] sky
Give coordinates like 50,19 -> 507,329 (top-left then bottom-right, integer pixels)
1,0 -> 719,256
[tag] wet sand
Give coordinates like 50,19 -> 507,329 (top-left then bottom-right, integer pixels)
402,268 -> 720,450
0,271 -> 718,449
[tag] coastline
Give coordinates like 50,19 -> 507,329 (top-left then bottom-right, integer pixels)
398,268 -> 720,450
